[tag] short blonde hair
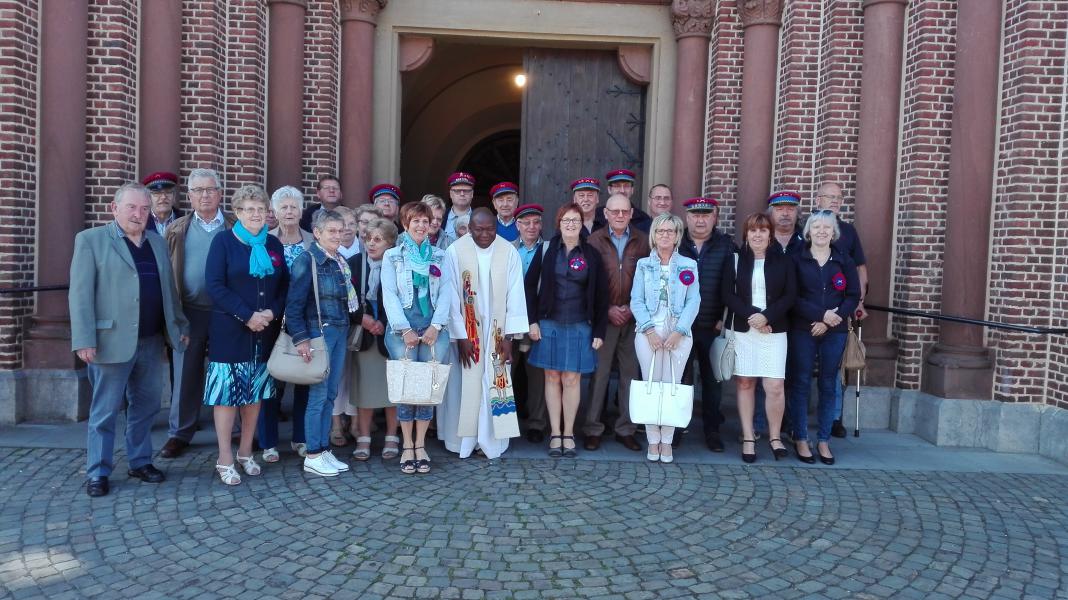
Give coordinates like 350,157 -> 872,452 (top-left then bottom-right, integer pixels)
232,185 -> 269,211
355,204 -> 382,220
334,205 -> 356,220
803,210 -> 841,242
421,194 -> 446,212
648,213 -> 684,251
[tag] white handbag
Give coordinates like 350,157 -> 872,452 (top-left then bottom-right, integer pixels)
629,351 -> 694,428
711,253 -> 738,382
386,344 -> 451,406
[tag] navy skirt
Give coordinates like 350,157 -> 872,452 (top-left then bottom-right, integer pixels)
528,319 -> 597,374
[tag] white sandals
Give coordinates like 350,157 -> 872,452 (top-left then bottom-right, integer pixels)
215,463 -> 241,486
236,455 -> 261,476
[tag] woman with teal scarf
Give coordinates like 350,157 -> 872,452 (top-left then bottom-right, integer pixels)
204,185 -> 289,486
381,202 -> 452,474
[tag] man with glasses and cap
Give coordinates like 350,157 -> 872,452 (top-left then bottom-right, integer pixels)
444,172 -> 476,239
370,183 -> 402,224
512,203 -> 548,442
605,169 -> 652,233
490,182 -> 521,242
142,171 -> 184,236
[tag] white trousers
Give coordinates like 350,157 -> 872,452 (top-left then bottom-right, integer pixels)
634,323 -> 693,446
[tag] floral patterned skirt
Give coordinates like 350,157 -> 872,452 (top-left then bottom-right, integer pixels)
203,360 -> 275,407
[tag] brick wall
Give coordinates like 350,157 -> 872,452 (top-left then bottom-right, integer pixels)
703,0 -> 744,237
890,1 -> 956,389
301,0 -> 341,198
84,0 -> 140,226
770,0 -> 821,200
988,0 -> 1068,406
223,1 -> 268,193
179,0 -> 227,197
0,1 -> 38,369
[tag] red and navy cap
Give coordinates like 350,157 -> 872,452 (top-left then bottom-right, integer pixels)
142,171 -> 178,191
369,183 -> 402,203
490,182 -> 519,198
570,178 -> 601,193
767,190 -> 801,206
447,172 -> 476,187
605,169 -> 637,184
683,197 -> 719,212
515,204 -> 544,219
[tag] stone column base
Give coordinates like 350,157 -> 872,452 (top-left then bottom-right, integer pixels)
922,342 -> 994,399
860,336 -> 898,387
0,369 -> 90,424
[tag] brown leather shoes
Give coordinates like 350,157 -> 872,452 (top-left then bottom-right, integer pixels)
159,438 -> 188,459
584,435 -> 602,451
615,434 -> 642,451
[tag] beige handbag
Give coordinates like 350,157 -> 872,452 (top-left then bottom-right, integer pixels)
268,258 -> 330,385
841,319 -> 866,371
386,343 -> 451,406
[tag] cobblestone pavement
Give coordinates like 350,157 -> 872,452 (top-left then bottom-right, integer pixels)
1,446 -> 1067,600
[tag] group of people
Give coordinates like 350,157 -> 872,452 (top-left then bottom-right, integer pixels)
70,166 -> 865,497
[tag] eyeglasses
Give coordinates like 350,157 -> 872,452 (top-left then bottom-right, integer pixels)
451,189 -> 474,195
654,228 -> 677,236
605,209 -> 632,216
559,218 -> 582,226
812,209 -> 836,216
319,185 -> 341,192
190,187 -> 220,196
238,206 -> 267,214
816,194 -> 842,200
374,197 -> 399,205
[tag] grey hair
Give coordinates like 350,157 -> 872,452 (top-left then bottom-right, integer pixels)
454,214 -> 471,230
231,185 -> 269,211
113,182 -> 150,205
802,210 -> 841,242
186,168 -> 221,189
312,208 -> 345,232
355,204 -> 382,220
367,217 -> 399,245
648,213 -> 684,251
270,185 -> 304,211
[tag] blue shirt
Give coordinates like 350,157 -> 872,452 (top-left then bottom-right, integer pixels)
123,236 -> 164,339
497,218 -> 519,242
609,227 -> 631,261
517,240 -> 542,275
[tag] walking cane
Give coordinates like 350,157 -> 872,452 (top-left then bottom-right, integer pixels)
853,320 -> 862,438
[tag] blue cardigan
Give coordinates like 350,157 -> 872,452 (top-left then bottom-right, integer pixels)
205,230 -> 289,363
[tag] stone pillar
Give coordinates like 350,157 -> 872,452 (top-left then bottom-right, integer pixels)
23,0 -> 90,371
339,0 -> 387,204
669,1 -> 714,207
266,0 -> 307,192
853,0 -> 908,386
735,0 -> 784,233
922,0 -> 1003,399
138,0 -> 182,175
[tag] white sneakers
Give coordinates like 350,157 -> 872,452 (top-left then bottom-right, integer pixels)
303,450 -> 349,477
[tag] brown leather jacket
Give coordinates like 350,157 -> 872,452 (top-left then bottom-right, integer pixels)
587,226 -> 649,308
163,210 -> 238,301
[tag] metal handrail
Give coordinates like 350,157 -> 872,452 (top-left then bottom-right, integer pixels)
0,285 -> 69,295
865,304 -> 1068,335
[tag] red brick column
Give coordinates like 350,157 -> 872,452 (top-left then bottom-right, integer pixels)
138,0 -> 182,176
267,0 -> 307,192
23,0 -> 89,369
669,1 -> 714,205
339,0 -> 387,204
922,0 -> 1003,399
854,0 -> 908,386
735,0 -> 784,232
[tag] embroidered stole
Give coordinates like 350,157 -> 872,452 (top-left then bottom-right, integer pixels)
455,237 -> 520,439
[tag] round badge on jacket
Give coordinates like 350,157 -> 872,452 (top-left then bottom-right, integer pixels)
429,265 -> 441,277
569,257 -> 587,271
268,251 -> 283,268
679,270 -> 695,286
833,272 -> 847,291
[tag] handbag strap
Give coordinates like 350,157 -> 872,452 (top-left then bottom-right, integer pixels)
721,253 -> 739,337
310,250 -> 325,332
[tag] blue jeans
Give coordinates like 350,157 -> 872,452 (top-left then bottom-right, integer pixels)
788,331 -> 847,443
257,382 -> 308,449
305,324 -> 348,454
384,325 -> 451,422
86,335 -> 164,478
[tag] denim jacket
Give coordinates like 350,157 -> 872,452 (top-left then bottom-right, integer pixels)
380,245 -> 451,333
630,251 -> 701,336
285,244 -> 355,344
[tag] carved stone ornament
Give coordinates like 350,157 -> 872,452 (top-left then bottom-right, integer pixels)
340,0 -> 388,24
671,0 -> 714,39
738,0 -> 784,28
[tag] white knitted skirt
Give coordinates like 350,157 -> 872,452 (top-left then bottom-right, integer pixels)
733,328 -> 787,379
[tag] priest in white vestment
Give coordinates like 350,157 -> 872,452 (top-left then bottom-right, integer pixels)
439,208 -> 528,459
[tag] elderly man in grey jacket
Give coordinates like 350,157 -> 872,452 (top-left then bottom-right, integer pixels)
70,183 -> 188,497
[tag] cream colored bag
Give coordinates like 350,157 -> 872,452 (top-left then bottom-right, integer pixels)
386,344 -> 451,406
